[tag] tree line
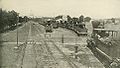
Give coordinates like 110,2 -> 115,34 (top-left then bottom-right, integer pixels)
0,9 -> 28,33
55,15 -> 91,23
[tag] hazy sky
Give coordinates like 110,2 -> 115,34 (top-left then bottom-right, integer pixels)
1,0 -> 120,19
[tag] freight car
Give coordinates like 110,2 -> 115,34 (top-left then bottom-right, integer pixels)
60,21 -> 88,36
66,21 -> 74,30
74,23 -> 88,36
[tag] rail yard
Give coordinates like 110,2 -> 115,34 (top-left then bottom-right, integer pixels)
1,16 -> 120,68
0,20 -> 107,68
1,0 -> 120,68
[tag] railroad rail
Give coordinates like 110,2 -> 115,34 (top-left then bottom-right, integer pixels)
15,23 -> 32,68
15,22 -> 80,68
34,23 -> 79,68
33,24 -> 59,67
46,40 -> 79,68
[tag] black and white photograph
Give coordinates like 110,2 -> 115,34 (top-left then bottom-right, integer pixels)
0,0 -> 120,68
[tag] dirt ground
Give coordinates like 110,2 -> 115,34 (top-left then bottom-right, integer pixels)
0,21 -> 105,68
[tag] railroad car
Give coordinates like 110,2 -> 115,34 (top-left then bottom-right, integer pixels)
67,23 -> 74,30
56,17 -> 88,36
74,23 -> 88,36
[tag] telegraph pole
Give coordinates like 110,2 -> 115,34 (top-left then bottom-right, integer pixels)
74,36 -> 78,59
17,13 -> 19,47
62,34 -> 64,43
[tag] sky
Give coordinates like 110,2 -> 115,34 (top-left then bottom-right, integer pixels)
1,0 -> 120,19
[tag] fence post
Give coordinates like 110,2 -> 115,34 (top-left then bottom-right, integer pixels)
62,34 -> 64,43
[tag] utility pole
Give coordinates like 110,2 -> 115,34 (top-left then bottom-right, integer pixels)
25,16 -> 27,42
62,34 -> 64,43
17,13 -> 19,47
74,36 -> 78,59
74,45 -> 78,59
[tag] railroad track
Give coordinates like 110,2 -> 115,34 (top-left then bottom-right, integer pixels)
15,22 -> 86,68
15,22 -> 32,68
33,24 -> 59,67
45,40 -> 79,68
15,22 -> 80,68
34,23 -> 79,68
15,22 -> 44,68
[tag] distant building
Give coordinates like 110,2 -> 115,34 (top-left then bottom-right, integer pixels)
41,17 -> 54,21
55,15 -> 68,23
114,18 -> 120,24
105,18 -> 120,24
62,15 -> 68,21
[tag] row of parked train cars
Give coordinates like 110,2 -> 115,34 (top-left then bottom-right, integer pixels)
43,19 -> 88,36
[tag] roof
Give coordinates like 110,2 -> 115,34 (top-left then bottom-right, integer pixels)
77,23 -> 85,25
93,28 -> 119,32
56,19 -> 63,21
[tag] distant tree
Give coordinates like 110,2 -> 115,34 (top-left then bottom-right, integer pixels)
19,17 -> 23,22
111,18 -> 115,23
72,17 -> 78,24
0,8 -> 3,31
1,10 -> 9,28
23,16 -> 28,22
67,15 -> 72,22
78,15 -> 84,23
0,8 -> 2,21
91,20 -> 100,28
0,9 -> 19,32
84,17 -> 91,22
55,15 -> 62,20
8,10 -> 18,26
